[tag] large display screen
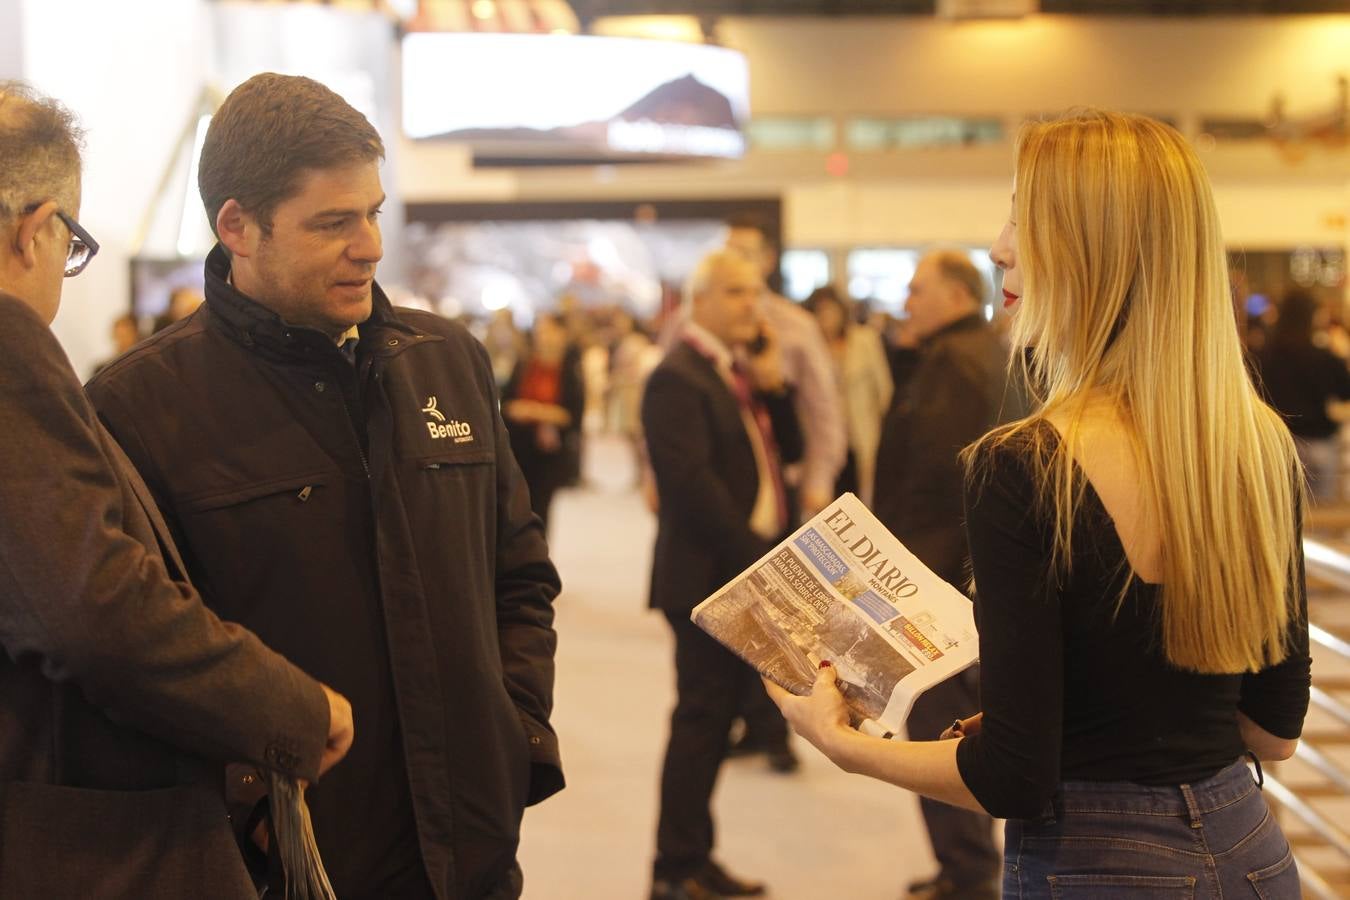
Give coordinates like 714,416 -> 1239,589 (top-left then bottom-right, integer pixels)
402,33 -> 749,162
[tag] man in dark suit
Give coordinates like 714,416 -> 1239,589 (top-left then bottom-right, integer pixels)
0,82 -> 351,899
643,250 -> 803,900
873,250 -> 1020,900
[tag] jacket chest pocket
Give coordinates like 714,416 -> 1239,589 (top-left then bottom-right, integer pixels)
415,447 -> 496,485
415,449 -> 496,500
407,450 -> 498,586
174,474 -> 340,614
180,474 -> 332,516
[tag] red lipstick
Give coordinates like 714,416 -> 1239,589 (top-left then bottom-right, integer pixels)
1002,289 -> 1019,309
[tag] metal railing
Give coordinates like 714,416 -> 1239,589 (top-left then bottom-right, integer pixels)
1265,538 -> 1350,899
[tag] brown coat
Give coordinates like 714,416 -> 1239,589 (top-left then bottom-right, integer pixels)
872,313 -> 1022,587
0,292 -> 329,899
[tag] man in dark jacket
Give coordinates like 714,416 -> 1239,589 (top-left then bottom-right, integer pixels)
87,74 -> 562,900
0,81 -> 349,899
872,250 -> 1019,900
643,250 -> 803,900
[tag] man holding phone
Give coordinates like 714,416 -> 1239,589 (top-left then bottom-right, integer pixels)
642,250 -> 803,899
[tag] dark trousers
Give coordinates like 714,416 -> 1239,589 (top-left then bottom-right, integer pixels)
654,611 -> 774,881
734,669 -> 790,750
518,457 -> 564,534
906,666 -> 1000,886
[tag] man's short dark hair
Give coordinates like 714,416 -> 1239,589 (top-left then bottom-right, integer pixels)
0,81 -> 83,219
199,73 -> 384,238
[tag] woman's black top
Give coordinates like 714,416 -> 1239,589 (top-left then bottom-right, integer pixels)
954,424 -> 1312,820
1255,341 -> 1350,439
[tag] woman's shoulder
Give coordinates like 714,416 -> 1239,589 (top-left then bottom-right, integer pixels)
964,419 -> 1056,503
969,418 -> 1054,466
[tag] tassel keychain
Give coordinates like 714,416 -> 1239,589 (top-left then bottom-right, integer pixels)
265,770 -> 337,900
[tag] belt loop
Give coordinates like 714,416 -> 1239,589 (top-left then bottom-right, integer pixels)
1034,791 -> 1062,826
1179,782 -> 1203,829
1247,751 -> 1265,789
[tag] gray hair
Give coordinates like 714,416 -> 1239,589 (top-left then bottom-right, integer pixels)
684,249 -> 753,308
0,81 -> 83,220
924,248 -> 987,306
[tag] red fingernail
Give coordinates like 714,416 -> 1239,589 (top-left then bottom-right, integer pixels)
819,660 -> 832,669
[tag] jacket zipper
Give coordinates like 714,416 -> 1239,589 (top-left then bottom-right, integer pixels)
332,363 -> 370,479
343,401 -> 370,478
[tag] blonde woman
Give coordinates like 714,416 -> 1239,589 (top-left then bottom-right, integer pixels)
768,110 -> 1311,899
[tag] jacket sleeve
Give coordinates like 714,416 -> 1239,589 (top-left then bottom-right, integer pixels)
0,301 -> 329,782
479,341 -> 565,806
889,344 -> 998,583
643,363 -> 766,567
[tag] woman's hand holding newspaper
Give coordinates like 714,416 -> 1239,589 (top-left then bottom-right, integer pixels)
763,662 -> 852,760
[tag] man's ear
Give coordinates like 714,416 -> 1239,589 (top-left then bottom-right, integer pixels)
14,201 -> 59,271
216,199 -> 260,258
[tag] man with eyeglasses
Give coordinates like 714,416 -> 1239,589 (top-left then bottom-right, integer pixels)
0,81 -> 354,898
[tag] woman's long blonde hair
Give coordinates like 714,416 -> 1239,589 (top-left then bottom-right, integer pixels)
976,109 -> 1301,674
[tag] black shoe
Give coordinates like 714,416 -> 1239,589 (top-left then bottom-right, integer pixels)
649,876 -> 722,900
699,860 -> 767,897
766,744 -> 799,774
904,875 -> 999,900
725,733 -> 759,759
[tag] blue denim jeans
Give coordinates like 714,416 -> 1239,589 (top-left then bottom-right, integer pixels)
1003,759 -> 1300,899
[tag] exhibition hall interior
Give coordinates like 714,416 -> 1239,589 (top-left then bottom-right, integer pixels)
3,0 -> 1350,897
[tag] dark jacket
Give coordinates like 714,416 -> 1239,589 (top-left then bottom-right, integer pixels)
643,339 -> 804,614
872,314 -> 1019,587
0,292 -> 328,899
87,247 -> 563,900
1254,340 -> 1350,440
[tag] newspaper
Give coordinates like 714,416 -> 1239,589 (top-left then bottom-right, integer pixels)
691,493 -> 978,739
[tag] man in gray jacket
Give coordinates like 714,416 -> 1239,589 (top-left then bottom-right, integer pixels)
0,81 -> 352,899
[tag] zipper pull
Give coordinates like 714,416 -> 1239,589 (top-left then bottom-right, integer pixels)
297,485 -> 313,502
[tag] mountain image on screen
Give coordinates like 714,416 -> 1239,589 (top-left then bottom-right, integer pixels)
615,74 -> 738,128
426,73 -> 741,157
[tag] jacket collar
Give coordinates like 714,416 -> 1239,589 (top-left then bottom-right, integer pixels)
925,311 -> 987,346
681,320 -> 736,372
202,243 -> 420,363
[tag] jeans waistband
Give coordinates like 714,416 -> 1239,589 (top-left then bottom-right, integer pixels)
1048,759 -> 1257,821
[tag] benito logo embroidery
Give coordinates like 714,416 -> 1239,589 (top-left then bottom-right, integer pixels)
422,396 -> 474,443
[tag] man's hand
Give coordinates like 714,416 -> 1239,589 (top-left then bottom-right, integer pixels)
744,323 -> 787,394
319,683 -> 354,779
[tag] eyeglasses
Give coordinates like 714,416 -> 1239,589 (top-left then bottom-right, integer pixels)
20,204 -> 100,277
55,211 -> 98,277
